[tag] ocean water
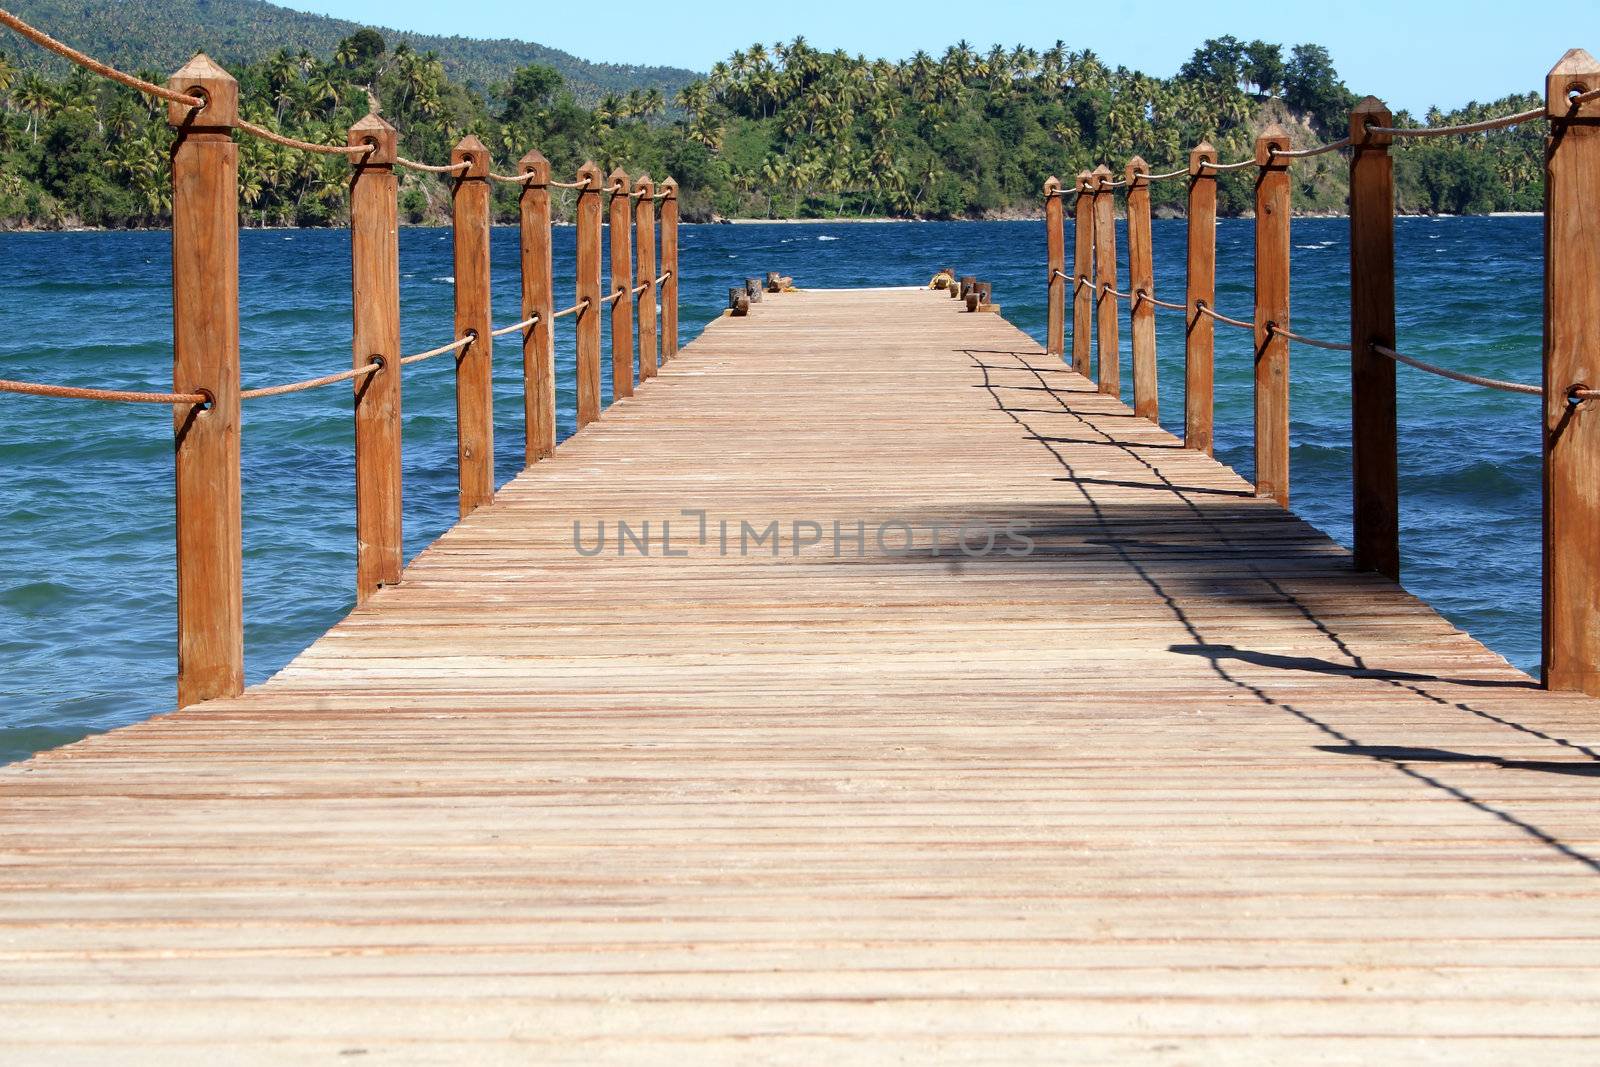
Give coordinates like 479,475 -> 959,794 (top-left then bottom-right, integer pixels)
0,217 -> 1544,763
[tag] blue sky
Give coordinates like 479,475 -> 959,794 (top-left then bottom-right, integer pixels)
282,0 -> 1597,115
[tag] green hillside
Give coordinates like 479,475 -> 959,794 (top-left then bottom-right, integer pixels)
3,0 -> 697,103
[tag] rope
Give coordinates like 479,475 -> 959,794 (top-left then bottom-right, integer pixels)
552,300 -> 588,319
1199,158 -> 1258,173
1141,291 -> 1188,312
240,360 -> 381,400
236,118 -> 371,157
655,271 -> 673,285
1098,178 -> 1128,189
601,290 -> 624,306
400,335 -> 473,366
1367,108 -> 1543,139
1133,166 -> 1189,182
1269,323 -> 1351,352
631,282 -> 650,295
550,178 -> 590,189
0,376 -> 206,404
1373,343 -> 1541,395
396,157 -> 470,175
1271,136 -> 1352,159
0,8 -> 203,108
489,170 -> 536,184
1103,284 -> 1132,301
1195,301 -> 1254,331
490,314 -> 539,337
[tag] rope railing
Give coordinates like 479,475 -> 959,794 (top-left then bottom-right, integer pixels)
397,157 -> 470,175
488,170 -> 536,184
0,376 -> 207,405
1270,136 -> 1352,159
1198,157 -> 1259,173
490,315 -> 539,337
1194,301 -> 1254,331
400,335 -> 474,366
1133,165 -> 1189,182
240,359 -> 382,400
550,178 -> 591,189
655,271 -> 673,285
1372,343 -> 1542,395
0,8 -> 202,108
1268,323 -> 1352,352
551,300 -> 589,319
600,290 -> 624,306
631,282 -> 650,295
1141,291 -> 1189,313
237,118 -> 372,157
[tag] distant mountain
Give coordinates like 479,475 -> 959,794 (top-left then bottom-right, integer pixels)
2,0 -> 699,103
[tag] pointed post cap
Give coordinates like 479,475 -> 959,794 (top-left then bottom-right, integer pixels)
518,148 -> 549,185
1090,163 -> 1113,191
1547,48 -> 1600,118
167,52 -> 237,128
660,176 -> 678,198
634,172 -> 655,197
1125,155 -> 1148,188
1255,124 -> 1293,167
576,160 -> 603,190
607,165 -> 630,193
348,113 -> 397,165
1075,170 -> 1094,194
1043,175 -> 1062,196
1350,97 -> 1393,147
451,135 -> 489,178
1189,141 -> 1217,177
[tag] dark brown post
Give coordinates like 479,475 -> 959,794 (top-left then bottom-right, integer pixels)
1091,164 -> 1119,397
1253,127 -> 1292,507
1349,100 -> 1398,579
1542,49 -> 1600,696
518,150 -> 555,463
608,168 -> 634,402
1125,157 -> 1157,422
1044,175 -> 1065,357
451,135 -> 493,516
575,160 -> 603,427
168,54 -> 242,708
1071,171 -> 1093,378
1185,143 -> 1217,455
634,173 -> 658,382
660,177 -> 679,361
348,114 -> 401,603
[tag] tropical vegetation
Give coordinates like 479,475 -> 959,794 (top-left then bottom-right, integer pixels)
0,28 -> 1549,229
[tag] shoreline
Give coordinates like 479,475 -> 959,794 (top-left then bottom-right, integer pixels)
0,211 -> 1545,235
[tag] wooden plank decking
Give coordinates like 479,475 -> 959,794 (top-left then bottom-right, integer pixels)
3,287 -> 1599,1062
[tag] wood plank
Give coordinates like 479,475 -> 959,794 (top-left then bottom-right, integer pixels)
3,287 -> 1598,1061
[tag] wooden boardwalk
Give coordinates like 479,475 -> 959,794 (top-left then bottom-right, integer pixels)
4,287 -> 1599,1062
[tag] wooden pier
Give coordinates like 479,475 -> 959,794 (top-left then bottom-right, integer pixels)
5,287 -> 1600,1061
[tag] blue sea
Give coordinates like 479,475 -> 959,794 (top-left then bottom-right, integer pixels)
0,216 -> 1544,763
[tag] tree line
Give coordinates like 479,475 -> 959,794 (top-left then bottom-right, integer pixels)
0,30 -> 1547,229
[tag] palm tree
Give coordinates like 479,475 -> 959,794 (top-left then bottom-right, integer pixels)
12,73 -> 54,142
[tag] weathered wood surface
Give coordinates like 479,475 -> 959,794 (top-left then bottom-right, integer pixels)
4,288 -> 1600,1063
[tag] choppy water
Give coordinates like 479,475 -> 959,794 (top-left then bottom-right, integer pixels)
0,217 -> 1543,763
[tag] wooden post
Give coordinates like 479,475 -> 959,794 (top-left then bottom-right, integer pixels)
1071,171 -> 1093,378
1253,127 -> 1292,507
348,114 -> 401,603
1349,100 -> 1398,579
167,54 -> 242,708
1044,176 -> 1065,357
608,167 -> 634,401
451,135 -> 493,517
1542,49 -> 1600,696
1185,143 -> 1217,455
635,174 -> 658,382
1091,164 -> 1118,397
1125,157 -> 1157,422
575,160 -> 603,427
518,149 -> 555,463
660,177 -> 680,361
